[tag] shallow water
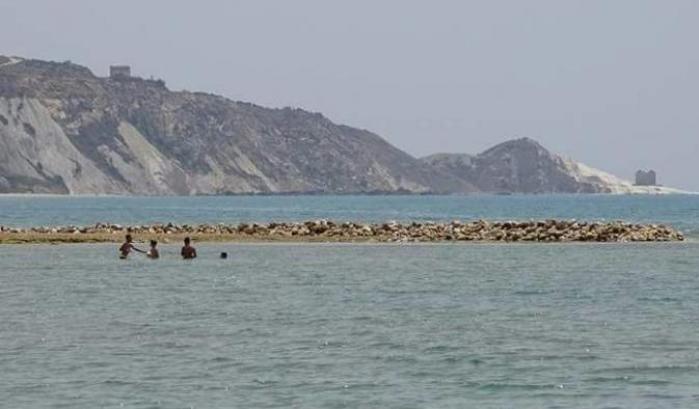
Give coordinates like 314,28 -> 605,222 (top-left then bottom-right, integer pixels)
1,194 -> 699,238
2,195 -> 699,407
2,242 -> 699,408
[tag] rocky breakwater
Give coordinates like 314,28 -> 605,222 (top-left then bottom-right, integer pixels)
0,220 -> 685,244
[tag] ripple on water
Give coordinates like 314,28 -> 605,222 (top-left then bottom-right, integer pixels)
1,241 -> 699,407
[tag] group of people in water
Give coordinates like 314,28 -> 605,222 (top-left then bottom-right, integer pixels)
119,234 -> 200,259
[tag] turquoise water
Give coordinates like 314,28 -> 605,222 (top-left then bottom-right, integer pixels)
1,194 -> 699,237
2,195 -> 699,407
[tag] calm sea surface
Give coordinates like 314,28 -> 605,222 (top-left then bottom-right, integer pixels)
1,194 -> 699,236
1,195 -> 699,408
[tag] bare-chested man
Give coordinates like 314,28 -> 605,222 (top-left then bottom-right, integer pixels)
119,234 -> 145,259
181,237 -> 197,259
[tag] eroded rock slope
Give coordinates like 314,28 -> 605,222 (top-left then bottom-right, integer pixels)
0,57 -> 472,194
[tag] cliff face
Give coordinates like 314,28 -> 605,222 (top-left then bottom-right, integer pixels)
421,138 -> 681,194
0,56 -> 679,195
0,57 -> 473,194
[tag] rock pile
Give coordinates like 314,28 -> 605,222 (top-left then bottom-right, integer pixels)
0,220 -> 684,243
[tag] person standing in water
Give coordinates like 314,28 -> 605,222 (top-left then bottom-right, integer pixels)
147,240 -> 160,259
181,237 -> 197,259
119,234 -> 145,259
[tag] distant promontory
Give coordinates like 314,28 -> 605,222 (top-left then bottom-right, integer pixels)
0,56 -> 683,195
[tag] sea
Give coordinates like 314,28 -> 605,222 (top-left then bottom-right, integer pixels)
1,194 -> 698,408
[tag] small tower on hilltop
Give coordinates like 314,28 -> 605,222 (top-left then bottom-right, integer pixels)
634,169 -> 657,186
109,65 -> 131,79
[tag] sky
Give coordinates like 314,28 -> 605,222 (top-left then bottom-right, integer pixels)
1,0 -> 698,189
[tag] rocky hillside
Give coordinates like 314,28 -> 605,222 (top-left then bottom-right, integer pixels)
422,138 -> 683,194
0,56 -> 680,195
0,56 -> 474,195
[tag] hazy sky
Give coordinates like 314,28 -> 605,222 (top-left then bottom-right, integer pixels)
2,0 -> 698,189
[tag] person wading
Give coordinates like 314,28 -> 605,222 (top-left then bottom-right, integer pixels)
119,234 -> 145,259
181,237 -> 197,259
147,240 -> 160,259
